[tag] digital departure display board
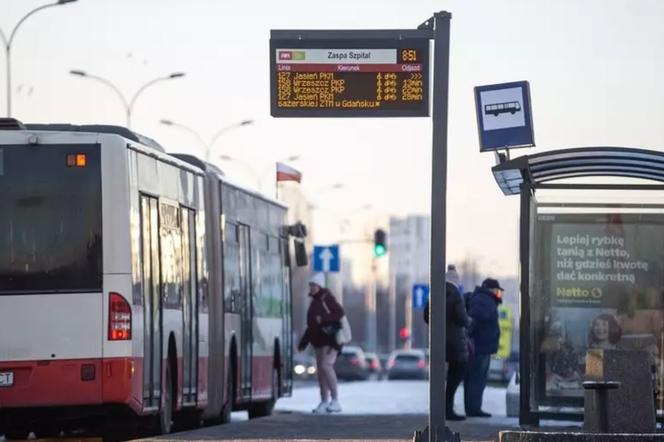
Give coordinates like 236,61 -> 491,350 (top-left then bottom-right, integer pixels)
270,38 -> 430,117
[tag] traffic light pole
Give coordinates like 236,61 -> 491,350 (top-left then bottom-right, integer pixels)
365,256 -> 378,353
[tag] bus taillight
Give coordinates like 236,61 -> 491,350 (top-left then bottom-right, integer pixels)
108,292 -> 132,341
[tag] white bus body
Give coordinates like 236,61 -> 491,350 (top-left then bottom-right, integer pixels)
0,123 -> 294,438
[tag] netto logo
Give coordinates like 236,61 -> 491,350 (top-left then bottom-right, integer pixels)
556,287 -> 603,300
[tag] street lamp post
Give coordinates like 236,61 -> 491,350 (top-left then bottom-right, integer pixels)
0,0 -> 78,117
70,70 -> 185,128
207,120 -> 253,162
160,119 -> 254,162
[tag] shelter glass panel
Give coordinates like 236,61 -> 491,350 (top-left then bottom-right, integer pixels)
529,188 -> 664,413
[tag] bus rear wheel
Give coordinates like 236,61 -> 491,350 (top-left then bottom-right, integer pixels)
158,361 -> 174,434
220,363 -> 235,424
248,369 -> 278,419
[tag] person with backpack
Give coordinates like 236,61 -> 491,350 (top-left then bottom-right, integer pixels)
297,273 -> 345,414
464,278 -> 504,417
424,265 -> 472,420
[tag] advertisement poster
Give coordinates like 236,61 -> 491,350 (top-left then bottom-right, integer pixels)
537,214 -> 664,399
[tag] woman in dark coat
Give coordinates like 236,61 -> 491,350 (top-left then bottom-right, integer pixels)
298,273 -> 345,414
424,265 -> 472,420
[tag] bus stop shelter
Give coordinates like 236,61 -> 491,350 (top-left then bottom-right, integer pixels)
493,146 -> 664,426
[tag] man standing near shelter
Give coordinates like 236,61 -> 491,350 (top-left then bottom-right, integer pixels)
464,278 -> 503,417
424,265 -> 472,420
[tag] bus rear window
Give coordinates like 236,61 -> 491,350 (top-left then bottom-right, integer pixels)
0,144 -> 102,294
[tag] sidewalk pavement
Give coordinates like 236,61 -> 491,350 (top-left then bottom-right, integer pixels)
150,412 -> 522,442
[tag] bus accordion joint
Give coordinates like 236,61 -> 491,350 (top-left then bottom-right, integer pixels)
108,292 -> 132,341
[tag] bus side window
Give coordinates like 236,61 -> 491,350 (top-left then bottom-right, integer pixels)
223,221 -> 240,313
160,202 -> 183,309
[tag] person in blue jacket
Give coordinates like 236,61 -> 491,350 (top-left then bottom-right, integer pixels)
464,278 -> 503,417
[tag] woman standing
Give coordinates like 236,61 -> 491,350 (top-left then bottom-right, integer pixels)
298,273 -> 345,414
424,265 -> 472,420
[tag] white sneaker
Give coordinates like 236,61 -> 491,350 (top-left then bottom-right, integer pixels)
312,401 -> 329,414
326,399 -> 342,413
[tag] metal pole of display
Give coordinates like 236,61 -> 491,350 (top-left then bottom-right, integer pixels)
427,11 -> 457,442
365,265 -> 377,353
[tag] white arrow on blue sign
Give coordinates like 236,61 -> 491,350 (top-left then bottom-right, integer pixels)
412,284 -> 430,310
313,245 -> 340,273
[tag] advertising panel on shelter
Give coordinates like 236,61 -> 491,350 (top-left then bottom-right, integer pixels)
533,213 -> 664,405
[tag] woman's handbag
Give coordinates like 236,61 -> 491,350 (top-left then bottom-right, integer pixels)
321,321 -> 341,338
337,315 -> 352,345
322,295 -> 352,345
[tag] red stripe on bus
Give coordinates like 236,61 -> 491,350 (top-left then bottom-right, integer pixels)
0,357 -> 140,410
252,355 -> 275,399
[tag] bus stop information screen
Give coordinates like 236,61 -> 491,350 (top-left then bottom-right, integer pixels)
270,38 -> 430,117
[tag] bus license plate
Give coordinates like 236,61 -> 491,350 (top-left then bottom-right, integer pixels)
0,372 -> 14,387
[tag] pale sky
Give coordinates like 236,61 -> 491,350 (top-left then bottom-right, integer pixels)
3,0 -> 664,279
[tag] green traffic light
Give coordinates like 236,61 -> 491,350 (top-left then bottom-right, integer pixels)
374,244 -> 386,257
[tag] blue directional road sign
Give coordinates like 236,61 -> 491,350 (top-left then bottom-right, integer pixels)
412,284 -> 430,310
313,245 -> 340,273
474,80 -> 535,151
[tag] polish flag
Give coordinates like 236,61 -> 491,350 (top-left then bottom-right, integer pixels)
276,162 -> 302,183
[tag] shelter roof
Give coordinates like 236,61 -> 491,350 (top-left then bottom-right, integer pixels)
492,147 -> 664,195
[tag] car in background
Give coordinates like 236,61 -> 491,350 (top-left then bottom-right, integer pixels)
364,352 -> 383,378
335,345 -> 370,381
293,353 -> 317,380
386,349 -> 428,380
488,351 -> 519,383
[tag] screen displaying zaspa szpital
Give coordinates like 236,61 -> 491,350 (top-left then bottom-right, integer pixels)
270,38 -> 430,117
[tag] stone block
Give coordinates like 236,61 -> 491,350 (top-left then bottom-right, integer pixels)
506,372 -> 520,418
583,349 -> 655,433
500,431 -> 664,442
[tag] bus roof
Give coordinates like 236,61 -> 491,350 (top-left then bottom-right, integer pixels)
0,119 -> 286,210
22,123 -> 165,152
171,153 -> 288,210
0,119 -> 203,177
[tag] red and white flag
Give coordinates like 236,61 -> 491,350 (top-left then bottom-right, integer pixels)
276,162 -> 302,183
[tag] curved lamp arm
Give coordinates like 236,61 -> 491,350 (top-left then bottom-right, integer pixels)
127,73 -> 184,127
160,119 -> 208,155
7,2 -> 63,48
208,119 -> 253,155
70,71 -> 129,111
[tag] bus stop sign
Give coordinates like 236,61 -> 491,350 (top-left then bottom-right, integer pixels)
474,80 -> 535,151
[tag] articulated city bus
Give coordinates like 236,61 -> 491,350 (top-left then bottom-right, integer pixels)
0,120 -> 296,439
